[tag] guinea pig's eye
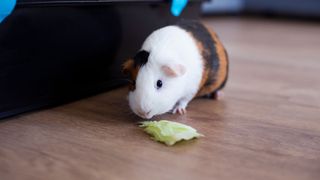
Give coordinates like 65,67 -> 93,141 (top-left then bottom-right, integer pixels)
156,80 -> 162,89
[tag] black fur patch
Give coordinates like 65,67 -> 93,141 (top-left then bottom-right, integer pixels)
176,20 -> 219,85
133,50 -> 149,67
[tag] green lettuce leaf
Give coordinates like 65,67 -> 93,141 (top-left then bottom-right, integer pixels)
140,120 -> 203,146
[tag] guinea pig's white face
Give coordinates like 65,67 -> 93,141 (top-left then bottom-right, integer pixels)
128,61 -> 185,119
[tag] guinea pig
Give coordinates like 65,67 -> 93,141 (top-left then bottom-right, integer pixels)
122,20 -> 228,119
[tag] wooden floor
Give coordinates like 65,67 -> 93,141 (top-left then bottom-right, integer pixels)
1,17 -> 320,180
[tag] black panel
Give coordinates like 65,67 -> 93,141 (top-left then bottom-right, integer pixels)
0,1 -> 202,119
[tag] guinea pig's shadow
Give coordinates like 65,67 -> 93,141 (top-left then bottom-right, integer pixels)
150,137 -> 200,148
53,87 -> 228,125
37,89 -> 137,124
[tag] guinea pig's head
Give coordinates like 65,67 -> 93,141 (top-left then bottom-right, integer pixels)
123,50 -> 186,119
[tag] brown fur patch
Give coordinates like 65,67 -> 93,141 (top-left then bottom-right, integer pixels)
196,25 -> 229,97
122,59 -> 134,75
207,26 -> 228,90
122,59 -> 140,91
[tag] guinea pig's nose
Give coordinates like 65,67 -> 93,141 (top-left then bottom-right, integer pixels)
137,109 -> 152,119
144,111 -> 153,119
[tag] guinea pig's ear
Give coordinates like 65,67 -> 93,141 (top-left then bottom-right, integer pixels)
122,59 -> 134,75
161,64 -> 186,78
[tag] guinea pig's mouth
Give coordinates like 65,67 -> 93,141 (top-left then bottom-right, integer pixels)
135,110 -> 153,119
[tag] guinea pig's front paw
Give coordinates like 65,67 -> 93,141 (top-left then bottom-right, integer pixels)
172,102 -> 188,115
172,106 -> 187,115
171,98 -> 192,115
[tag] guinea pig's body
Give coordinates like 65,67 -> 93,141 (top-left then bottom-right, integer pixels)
123,20 -> 228,119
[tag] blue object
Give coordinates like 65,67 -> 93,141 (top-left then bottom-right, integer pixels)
0,0 -> 16,23
171,0 -> 188,16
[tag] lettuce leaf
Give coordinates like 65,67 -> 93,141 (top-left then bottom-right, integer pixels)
140,120 -> 203,146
